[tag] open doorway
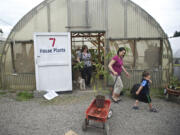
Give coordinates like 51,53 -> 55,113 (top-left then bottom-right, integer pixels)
71,31 -> 105,89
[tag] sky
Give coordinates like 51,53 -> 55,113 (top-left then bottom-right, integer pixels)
0,0 -> 180,55
131,0 -> 180,56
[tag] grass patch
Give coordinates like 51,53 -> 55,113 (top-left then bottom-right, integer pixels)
16,91 -> 33,101
0,91 -> 7,95
122,89 -> 131,97
123,88 -> 165,99
174,64 -> 180,67
40,92 -> 94,105
150,88 -> 164,98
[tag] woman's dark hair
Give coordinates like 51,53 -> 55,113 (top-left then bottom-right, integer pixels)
81,45 -> 89,53
117,47 -> 126,57
142,71 -> 150,78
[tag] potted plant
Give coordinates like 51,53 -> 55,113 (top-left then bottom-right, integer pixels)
73,61 -> 84,71
169,76 -> 180,90
93,63 -> 105,79
72,61 -> 85,82
93,84 -> 106,108
91,51 -> 115,108
91,62 -> 109,108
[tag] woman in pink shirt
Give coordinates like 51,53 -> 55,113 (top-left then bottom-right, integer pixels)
108,47 -> 130,102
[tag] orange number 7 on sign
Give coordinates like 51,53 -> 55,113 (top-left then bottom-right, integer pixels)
49,38 -> 56,47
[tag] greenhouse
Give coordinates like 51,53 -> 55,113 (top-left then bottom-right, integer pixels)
0,0 -> 173,90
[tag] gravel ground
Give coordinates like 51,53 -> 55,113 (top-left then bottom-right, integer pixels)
0,90 -> 180,135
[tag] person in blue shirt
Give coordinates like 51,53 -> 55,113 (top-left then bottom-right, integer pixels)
132,71 -> 157,112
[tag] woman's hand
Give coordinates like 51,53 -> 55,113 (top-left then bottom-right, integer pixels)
77,57 -> 81,63
113,71 -> 118,76
92,61 -> 96,65
125,72 -> 130,78
122,66 -> 130,78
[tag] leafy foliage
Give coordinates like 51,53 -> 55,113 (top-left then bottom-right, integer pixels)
169,76 -> 180,88
16,91 -> 33,101
173,31 -> 180,37
92,63 -> 109,96
0,91 -> 7,95
73,61 -> 85,71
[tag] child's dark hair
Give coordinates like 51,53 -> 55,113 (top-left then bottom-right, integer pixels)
142,71 -> 150,78
117,47 -> 126,57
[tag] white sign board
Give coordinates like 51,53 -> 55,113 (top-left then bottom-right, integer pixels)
34,32 -> 72,92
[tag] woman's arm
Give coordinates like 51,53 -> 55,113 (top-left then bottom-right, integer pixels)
90,53 -> 94,65
77,56 -> 80,63
77,52 -> 81,63
108,59 -> 118,76
122,66 -> 130,77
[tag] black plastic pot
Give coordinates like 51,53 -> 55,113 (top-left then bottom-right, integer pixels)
99,74 -> 104,80
95,95 -> 105,108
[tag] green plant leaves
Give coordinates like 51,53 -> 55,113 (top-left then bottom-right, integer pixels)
169,76 -> 180,87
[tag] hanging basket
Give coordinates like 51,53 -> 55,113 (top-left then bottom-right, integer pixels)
95,95 -> 105,108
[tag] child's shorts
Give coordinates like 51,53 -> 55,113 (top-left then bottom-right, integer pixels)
135,93 -> 152,103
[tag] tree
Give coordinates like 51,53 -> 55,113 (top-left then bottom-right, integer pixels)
0,28 -> 3,33
173,31 -> 180,37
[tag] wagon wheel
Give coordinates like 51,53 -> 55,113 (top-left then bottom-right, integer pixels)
82,118 -> 89,131
103,122 -> 110,135
108,109 -> 113,119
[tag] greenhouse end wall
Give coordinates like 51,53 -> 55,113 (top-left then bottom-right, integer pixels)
0,0 -> 173,90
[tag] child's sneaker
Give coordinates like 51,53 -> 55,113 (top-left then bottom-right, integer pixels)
149,108 -> 158,113
132,106 -> 139,110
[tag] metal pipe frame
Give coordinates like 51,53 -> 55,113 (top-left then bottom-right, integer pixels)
109,37 -> 164,41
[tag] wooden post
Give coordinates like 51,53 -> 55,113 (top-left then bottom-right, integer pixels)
160,39 -> 163,67
133,40 -> 136,68
98,33 -> 101,63
159,39 -> 163,87
10,42 -> 16,73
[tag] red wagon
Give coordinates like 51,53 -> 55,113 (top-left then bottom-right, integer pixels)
82,99 -> 112,135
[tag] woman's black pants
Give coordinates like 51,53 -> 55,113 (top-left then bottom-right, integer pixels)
81,66 -> 92,86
